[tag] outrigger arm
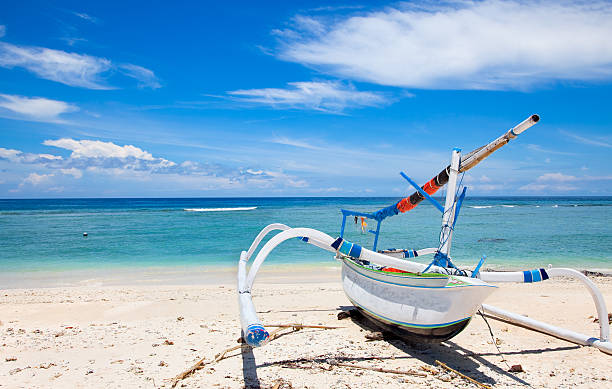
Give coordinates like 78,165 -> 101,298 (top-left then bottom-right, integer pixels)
238,224 -> 445,347
238,224 -> 612,355
479,268 -> 611,354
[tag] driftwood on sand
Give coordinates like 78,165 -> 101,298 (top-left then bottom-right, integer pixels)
169,324 -> 341,388
435,360 -> 492,389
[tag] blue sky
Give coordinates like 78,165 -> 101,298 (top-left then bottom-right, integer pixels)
0,0 -> 611,198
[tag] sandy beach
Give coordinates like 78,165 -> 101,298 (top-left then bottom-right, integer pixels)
1,269 -> 611,388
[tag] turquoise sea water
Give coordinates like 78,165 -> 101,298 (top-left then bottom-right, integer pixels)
0,197 -> 611,281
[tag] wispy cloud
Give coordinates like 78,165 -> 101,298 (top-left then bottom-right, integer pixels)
0,25 -> 5,38
276,1 -> 612,90
269,136 -> 322,150
60,37 -> 88,47
0,42 -> 113,89
118,64 -> 162,89
0,41 -> 161,89
526,144 -> 578,155
0,94 -> 78,121
309,5 -> 365,13
227,80 -> 390,112
72,12 -> 99,24
518,183 -> 579,192
560,130 -> 612,149
518,172 -> 612,192
536,172 -> 577,182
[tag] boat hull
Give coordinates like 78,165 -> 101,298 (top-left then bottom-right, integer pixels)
351,302 -> 472,342
341,258 -> 496,342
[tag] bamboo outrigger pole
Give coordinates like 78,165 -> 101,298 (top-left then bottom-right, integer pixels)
396,114 -> 539,213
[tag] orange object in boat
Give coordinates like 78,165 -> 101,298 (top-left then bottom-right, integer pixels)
382,267 -> 409,273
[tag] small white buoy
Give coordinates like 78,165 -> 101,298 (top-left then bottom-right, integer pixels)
83,232 -> 88,237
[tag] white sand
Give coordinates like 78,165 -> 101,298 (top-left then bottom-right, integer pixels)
1,270 -> 611,388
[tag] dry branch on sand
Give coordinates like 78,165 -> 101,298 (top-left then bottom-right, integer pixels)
169,324 -> 341,388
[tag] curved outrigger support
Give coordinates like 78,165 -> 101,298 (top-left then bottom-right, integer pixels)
237,224 -> 443,347
239,224 -> 612,355
479,269 -> 612,355
237,224 -> 338,347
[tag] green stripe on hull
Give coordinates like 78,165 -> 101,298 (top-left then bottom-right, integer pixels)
342,257 -> 448,278
347,296 -> 470,329
343,257 -> 478,288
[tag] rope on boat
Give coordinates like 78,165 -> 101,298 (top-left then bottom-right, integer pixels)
478,309 -> 512,370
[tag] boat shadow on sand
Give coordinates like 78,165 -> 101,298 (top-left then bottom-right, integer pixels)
341,306 -> 580,387
243,306 -> 580,388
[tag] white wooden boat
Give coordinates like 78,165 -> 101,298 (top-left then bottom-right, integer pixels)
237,115 -> 612,355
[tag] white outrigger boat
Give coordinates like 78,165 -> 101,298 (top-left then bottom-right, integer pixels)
238,114 -> 611,355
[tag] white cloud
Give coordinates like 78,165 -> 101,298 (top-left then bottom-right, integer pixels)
60,37 -> 88,47
526,144 -> 577,155
469,183 -> 505,192
560,130 -> 612,149
227,81 -> 389,112
118,64 -> 162,89
0,42 -> 113,89
518,183 -> 578,192
2,140 -> 314,193
270,136 -> 322,150
519,172 -> 612,192
73,12 -> 99,24
536,172 -> 577,182
60,168 -> 83,179
518,172 -> 578,191
20,173 -> 54,187
0,41 -> 160,89
0,147 -> 63,164
43,138 -> 156,160
276,1 -> 612,90
0,94 -> 78,121
0,147 -> 21,161
309,5 -> 365,12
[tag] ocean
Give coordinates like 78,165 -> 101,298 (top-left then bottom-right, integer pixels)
0,197 -> 611,286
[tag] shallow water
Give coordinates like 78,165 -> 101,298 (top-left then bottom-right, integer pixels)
0,197 -> 610,280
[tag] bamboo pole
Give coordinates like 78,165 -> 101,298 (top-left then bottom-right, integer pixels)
334,362 -> 427,377
435,360 -> 492,389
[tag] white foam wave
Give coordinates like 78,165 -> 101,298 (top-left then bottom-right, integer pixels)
501,205 -> 515,208
470,205 -> 493,209
184,207 -> 257,212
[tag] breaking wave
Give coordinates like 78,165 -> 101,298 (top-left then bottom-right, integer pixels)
184,207 -> 257,212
